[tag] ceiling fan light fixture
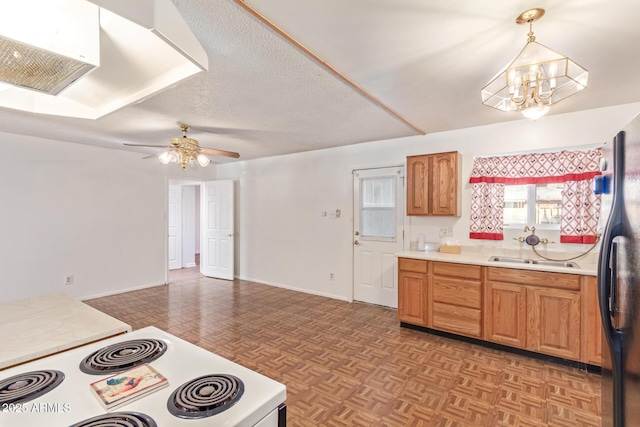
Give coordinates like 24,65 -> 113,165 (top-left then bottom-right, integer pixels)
481,8 -> 588,120
123,123 -> 239,167
197,153 -> 211,167
158,151 -> 172,164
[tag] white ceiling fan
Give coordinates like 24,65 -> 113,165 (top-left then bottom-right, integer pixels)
124,124 -> 240,169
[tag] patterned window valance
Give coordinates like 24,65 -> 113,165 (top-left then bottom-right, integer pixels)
469,148 -> 602,184
469,148 -> 602,243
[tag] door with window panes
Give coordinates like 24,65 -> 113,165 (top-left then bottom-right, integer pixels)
353,167 -> 404,308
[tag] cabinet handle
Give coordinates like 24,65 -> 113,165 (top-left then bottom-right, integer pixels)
354,240 -> 360,245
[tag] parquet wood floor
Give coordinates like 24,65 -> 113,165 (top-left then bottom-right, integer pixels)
85,276 -> 601,426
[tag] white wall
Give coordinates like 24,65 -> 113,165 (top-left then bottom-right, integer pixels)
216,103 -> 640,301
0,132 -> 216,303
2,103 -> 638,304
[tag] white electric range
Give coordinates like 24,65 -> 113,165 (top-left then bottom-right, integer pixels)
0,326 -> 286,426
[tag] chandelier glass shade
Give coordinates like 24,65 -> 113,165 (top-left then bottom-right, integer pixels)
481,9 -> 588,120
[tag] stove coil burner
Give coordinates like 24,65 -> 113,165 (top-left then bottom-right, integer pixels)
80,339 -> 167,375
69,411 -> 157,427
167,374 -> 245,419
0,370 -> 64,405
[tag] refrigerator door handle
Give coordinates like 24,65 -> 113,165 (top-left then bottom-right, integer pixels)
609,241 -> 618,319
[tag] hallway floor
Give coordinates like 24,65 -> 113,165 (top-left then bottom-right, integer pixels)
85,276 -> 601,426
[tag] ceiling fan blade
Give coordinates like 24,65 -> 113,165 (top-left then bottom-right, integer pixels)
123,143 -> 172,149
142,154 -> 159,159
200,147 -> 240,158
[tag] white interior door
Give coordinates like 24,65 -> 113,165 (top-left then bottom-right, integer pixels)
201,180 -> 235,280
353,167 -> 404,307
168,185 -> 182,270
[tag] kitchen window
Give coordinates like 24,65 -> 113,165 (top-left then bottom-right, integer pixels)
469,147 -> 602,242
503,183 -> 563,228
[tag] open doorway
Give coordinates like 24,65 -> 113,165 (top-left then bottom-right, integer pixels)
168,181 -> 203,283
167,180 -> 236,283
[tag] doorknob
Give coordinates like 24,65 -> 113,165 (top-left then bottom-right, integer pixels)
354,240 -> 360,245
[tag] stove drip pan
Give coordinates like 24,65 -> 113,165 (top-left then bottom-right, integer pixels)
0,370 -> 64,405
167,374 -> 244,419
69,411 -> 157,427
80,339 -> 167,375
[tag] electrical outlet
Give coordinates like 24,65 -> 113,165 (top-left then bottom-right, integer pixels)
64,275 -> 74,286
329,272 -> 335,281
439,226 -> 454,237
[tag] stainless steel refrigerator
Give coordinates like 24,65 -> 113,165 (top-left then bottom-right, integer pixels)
598,113 -> 640,427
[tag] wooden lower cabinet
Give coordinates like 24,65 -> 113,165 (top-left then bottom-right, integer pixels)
485,266 -> 584,361
432,302 -> 482,338
484,282 -> 527,348
431,262 -> 482,338
398,258 -> 602,365
398,258 -> 428,326
398,271 -> 427,325
585,276 -> 602,365
528,287 -> 581,360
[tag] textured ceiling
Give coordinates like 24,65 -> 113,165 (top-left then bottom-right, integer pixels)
1,0 -> 640,163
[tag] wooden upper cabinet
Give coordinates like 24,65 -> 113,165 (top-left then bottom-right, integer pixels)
407,151 -> 460,216
431,152 -> 459,215
406,155 -> 430,215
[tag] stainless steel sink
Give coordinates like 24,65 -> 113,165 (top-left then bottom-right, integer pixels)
488,256 -> 580,268
527,259 -> 581,268
488,256 -> 528,264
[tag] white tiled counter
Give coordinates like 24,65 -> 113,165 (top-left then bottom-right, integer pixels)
0,293 -> 131,369
395,247 -> 597,276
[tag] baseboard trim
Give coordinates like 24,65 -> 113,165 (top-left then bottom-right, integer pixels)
79,282 -> 167,301
236,275 -> 350,302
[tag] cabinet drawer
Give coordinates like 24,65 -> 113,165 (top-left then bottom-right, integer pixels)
433,303 -> 482,338
432,277 -> 481,309
398,258 -> 428,273
486,267 -> 580,291
433,262 -> 481,280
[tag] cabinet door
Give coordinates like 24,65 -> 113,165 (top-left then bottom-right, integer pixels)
398,271 -> 427,326
406,155 -> 429,215
484,282 -> 527,348
431,152 -> 459,216
585,276 -> 602,365
528,288 -> 581,360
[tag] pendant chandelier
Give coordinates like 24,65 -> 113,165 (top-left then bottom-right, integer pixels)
481,8 -> 588,120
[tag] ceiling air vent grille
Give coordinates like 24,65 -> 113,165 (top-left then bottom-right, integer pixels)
0,37 -> 95,95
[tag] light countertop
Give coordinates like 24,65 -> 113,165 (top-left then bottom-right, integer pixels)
0,293 -> 131,370
395,249 -> 597,276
